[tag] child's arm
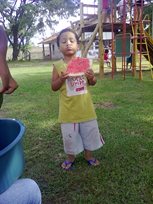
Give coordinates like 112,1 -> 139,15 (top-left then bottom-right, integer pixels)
0,26 -> 18,94
51,65 -> 68,91
85,69 -> 97,86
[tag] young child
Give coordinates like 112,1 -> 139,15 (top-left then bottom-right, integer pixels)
51,28 -> 104,170
116,0 -> 129,21
104,49 -> 111,67
102,0 -> 111,23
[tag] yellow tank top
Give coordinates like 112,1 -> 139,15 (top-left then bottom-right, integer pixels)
54,59 -> 97,123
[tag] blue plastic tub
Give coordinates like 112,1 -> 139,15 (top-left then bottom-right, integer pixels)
0,118 -> 26,193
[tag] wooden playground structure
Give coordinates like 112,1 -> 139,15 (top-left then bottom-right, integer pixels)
73,0 -> 153,80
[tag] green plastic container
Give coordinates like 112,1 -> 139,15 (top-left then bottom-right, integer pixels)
0,118 -> 26,193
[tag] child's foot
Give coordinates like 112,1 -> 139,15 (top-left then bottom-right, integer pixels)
87,158 -> 100,166
61,160 -> 74,170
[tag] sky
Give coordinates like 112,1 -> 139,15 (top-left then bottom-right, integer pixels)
32,0 -> 97,45
54,0 -> 97,32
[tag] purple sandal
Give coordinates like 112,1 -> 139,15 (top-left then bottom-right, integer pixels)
87,158 -> 100,166
61,160 -> 74,170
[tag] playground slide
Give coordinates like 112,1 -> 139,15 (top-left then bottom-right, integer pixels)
137,32 -> 153,66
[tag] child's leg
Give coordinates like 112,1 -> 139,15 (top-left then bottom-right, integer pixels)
107,61 -> 111,67
80,120 -> 104,166
102,10 -> 107,23
61,123 -> 84,170
84,149 -> 100,166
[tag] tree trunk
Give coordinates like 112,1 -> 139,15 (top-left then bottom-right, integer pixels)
12,24 -> 20,61
12,44 -> 20,60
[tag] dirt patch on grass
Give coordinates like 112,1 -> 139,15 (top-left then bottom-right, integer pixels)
94,101 -> 118,109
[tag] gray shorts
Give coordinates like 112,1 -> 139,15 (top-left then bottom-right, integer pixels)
61,119 -> 105,155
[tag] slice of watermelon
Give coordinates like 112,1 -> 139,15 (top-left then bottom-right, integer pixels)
67,57 -> 90,74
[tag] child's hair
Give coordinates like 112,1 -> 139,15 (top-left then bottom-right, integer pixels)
57,28 -> 79,47
105,49 -> 109,54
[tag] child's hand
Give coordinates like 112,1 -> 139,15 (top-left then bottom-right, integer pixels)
59,71 -> 69,82
85,69 -> 97,85
52,66 -> 69,91
85,69 -> 94,80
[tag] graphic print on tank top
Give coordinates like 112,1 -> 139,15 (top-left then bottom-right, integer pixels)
66,57 -> 91,97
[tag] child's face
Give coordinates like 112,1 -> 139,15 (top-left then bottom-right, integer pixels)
59,31 -> 78,57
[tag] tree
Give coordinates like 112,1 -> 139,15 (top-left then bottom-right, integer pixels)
0,0 -> 80,60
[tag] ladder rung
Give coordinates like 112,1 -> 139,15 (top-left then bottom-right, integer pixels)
137,35 -> 147,39
137,42 -> 147,44
142,20 -> 150,23
131,35 -> 147,39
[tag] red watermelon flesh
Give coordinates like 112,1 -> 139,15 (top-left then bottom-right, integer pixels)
67,57 -> 90,74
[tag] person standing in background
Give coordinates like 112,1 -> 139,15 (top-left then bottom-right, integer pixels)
102,0 -> 111,22
0,25 -> 42,204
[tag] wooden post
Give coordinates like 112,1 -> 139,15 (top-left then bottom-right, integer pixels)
132,5 -> 138,77
111,0 -> 116,79
111,35 -> 116,79
49,43 -> 52,60
42,44 -> 45,59
98,0 -> 104,78
83,24 -> 99,57
152,7 -> 153,38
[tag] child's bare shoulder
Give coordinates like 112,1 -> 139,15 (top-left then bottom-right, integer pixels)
53,59 -> 66,73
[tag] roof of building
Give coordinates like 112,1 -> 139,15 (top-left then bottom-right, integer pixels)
38,33 -> 59,44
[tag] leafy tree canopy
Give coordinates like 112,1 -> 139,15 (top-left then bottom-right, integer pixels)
0,0 -> 80,60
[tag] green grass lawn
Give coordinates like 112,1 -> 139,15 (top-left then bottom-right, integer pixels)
1,60 -> 153,204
